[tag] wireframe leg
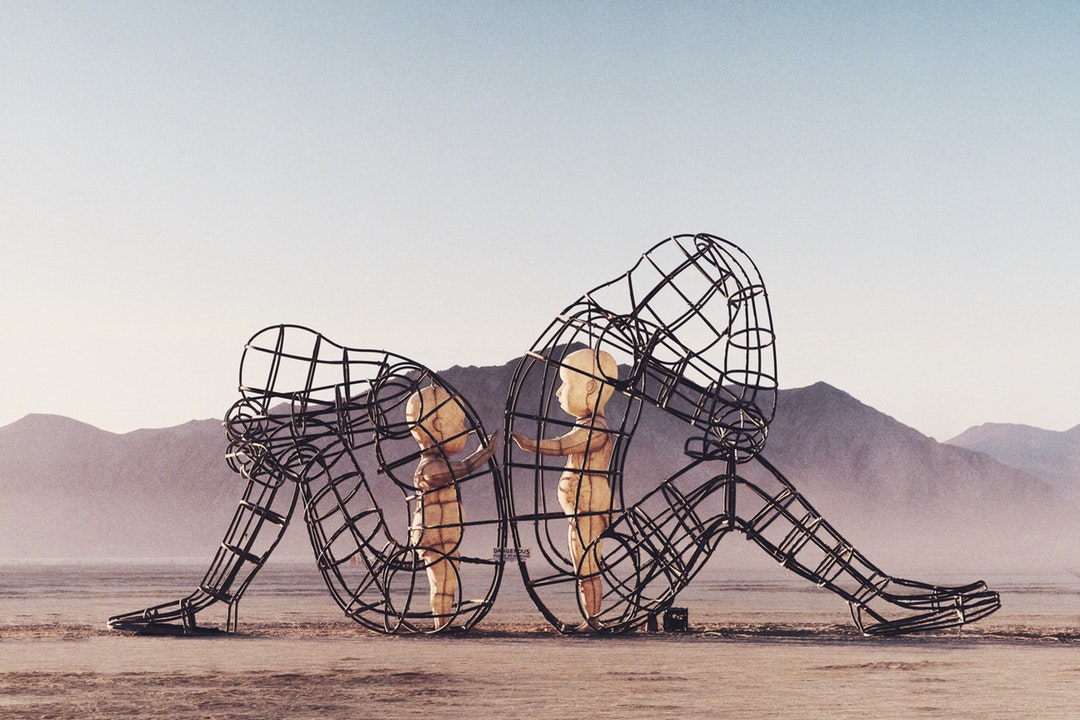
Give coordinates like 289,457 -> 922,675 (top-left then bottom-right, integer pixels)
107,477 -> 297,634
737,454 -> 1000,635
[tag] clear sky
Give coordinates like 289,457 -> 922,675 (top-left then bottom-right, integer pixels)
2,1 -> 1078,441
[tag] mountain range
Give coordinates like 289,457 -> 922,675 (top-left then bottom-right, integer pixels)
2,358 -> 1076,576
946,422 -> 1080,500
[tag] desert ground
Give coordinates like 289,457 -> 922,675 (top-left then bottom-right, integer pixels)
2,620 -> 1079,719
2,560 -> 1077,719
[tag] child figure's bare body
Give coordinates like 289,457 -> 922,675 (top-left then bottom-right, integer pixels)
406,385 -> 496,630
512,348 -> 617,631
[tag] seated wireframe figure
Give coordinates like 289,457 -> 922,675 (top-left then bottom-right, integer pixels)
512,348 -> 617,632
108,325 -> 506,636
407,385 -> 497,630
504,233 -> 1000,636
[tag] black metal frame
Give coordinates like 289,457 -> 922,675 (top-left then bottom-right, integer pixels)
109,233 -> 1000,638
109,325 -> 505,635
504,233 -> 999,634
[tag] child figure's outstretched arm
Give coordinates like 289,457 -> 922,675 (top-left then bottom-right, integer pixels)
512,424 -> 606,457
418,433 -> 498,490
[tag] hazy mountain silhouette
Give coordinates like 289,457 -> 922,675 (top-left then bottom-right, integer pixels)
0,414 -> 241,560
947,423 -> 1080,500
760,383 -> 1074,572
2,363 -> 1076,575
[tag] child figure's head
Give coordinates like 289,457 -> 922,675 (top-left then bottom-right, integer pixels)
556,348 -> 618,418
406,385 -> 469,454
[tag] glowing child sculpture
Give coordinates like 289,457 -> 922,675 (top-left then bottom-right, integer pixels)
406,385 -> 496,629
511,348 -> 617,632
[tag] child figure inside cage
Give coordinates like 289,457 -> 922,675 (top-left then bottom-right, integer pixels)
512,347 -> 618,632
406,384 -> 496,630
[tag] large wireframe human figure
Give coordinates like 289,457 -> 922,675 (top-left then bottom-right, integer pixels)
407,385 -> 496,630
511,348 -> 617,631
108,325 -> 505,635
504,233 -> 1000,635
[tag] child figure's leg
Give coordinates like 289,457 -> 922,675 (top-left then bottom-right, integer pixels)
569,518 -> 605,621
417,495 -> 464,629
562,475 -> 612,627
422,547 -> 460,630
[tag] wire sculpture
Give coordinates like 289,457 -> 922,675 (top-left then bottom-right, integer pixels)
109,233 -> 1000,638
504,233 -> 1000,634
108,325 -> 505,635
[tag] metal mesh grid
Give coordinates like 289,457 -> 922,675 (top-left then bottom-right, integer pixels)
109,325 -> 505,635
504,233 -> 999,634
109,234 -> 999,638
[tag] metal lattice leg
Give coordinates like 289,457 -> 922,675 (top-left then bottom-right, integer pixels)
737,454 -> 1000,635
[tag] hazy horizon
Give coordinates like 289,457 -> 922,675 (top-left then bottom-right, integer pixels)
2,373 -> 1077,442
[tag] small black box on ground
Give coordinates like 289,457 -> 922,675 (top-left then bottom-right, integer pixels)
663,607 -> 688,632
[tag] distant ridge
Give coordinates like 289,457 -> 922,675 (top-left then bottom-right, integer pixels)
2,365 -> 1076,574
947,422 -> 1080,500
0,413 -> 241,560
762,382 -> 1072,570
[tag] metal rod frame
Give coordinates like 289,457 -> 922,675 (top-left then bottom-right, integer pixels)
503,233 -> 999,634
109,234 -> 999,637
109,325 -> 505,635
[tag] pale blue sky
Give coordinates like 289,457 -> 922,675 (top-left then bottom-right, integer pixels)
2,1 -> 1078,440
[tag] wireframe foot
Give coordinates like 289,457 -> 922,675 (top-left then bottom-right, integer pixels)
740,454 -> 1001,636
107,592 -> 229,636
851,578 -> 1001,636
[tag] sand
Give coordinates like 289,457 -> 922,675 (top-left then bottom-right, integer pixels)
3,561 -> 1077,719
2,620 -> 1078,719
